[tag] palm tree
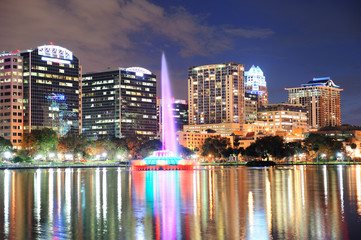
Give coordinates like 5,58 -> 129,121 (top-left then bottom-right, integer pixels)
350,143 -> 357,163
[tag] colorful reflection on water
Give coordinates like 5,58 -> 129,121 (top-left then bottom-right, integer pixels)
1,166 -> 361,239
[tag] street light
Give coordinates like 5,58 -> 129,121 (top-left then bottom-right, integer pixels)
65,154 -> 73,161
35,154 -> 43,161
337,152 -> 343,163
48,152 -> 55,159
4,151 -> 11,161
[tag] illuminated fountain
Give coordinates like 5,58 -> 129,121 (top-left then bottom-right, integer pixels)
131,54 -> 198,170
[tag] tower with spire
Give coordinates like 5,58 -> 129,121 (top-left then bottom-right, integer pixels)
244,65 -> 268,108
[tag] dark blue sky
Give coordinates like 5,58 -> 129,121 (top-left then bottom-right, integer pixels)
2,0 -> 361,125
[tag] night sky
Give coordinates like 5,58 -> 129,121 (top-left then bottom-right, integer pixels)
2,0 -> 361,125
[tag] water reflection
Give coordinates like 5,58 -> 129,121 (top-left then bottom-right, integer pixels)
0,166 -> 361,239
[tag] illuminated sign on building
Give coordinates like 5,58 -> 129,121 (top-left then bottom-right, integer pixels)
41,56 -> 71,65
46,93 -> 66,102
38,45 -> 73,63
126,67 -> 152,77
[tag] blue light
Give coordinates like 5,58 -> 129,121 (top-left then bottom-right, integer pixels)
46,93 -> 66,101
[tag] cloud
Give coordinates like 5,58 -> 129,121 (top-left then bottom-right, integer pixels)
0,0 -> 273,71
224,28 -> 274,38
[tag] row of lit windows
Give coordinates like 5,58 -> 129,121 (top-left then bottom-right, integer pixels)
0,65 -> 23,70
0,78 -> 22,83
0,58 -> 22,63
0,71 -> 22,76
23,72 -> 78,81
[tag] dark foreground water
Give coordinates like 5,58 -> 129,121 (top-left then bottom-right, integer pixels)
1,165 -> 361,239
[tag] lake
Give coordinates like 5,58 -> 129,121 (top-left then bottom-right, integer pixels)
0,165 -> 361,239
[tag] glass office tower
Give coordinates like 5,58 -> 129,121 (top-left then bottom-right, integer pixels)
82,67 -> 157,139
21,44 -> 80,136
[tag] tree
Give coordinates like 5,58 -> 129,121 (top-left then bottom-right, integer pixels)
245,136 -> 286,161
126,135 -> 145,158
95,137 -> 118,160
22,133 -> 37,156
22,128 -> 58,159
34,128 -> 59,159
178,145 -> 195,158
201,136 -> 231,159
58,134 -> 92,161
137,139 -> 162,158
350,143 -> 357,162
0,137 -> 12,160
304,133 -> 343,161
245,143 -> 259,160
284,141 -> 305,163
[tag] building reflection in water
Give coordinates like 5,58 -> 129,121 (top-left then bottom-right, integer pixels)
0,166 -> 361,239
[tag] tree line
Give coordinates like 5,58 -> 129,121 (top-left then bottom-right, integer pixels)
0,128 -> 352,163
0,128 -> 195,163
201,133 -> 346,162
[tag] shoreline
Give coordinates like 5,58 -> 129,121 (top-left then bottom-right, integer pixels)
0,161 -> 359,170
0,163 -> 129,170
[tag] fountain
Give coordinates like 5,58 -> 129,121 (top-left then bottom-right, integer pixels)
131,53 -> 198,170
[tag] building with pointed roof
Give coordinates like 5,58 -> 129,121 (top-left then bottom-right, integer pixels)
245,65 -> 268,108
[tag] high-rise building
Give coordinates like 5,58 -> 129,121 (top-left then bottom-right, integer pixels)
173,99 -> 189,132
244,92 -> 258,124
286,77 -> 342,129
81,67 -> 157,139
20,44 -> 81,136
188,62 -> 245,125
157,98 -> 188,136
0,52 -> 24,148
245,65 -> 268,107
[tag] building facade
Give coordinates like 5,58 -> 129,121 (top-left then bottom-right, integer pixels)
245,65 -> 268,108
178,131 -> 219,151
188,62 -> 245,125
157,99 -> 188,136
183,122 -> 242,137
20,44 -> 81,136
286,77 -> 342,129
244,92 -> 258,124
82,67 -> 157,139
257,103 -> 308,141
0,52 -> 24,148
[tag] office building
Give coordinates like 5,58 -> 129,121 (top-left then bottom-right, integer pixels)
157,98 -> 188,136
286,77 -> 342,129
81,67 -> 157,139
242,103 -> 308,142
188,62 -> 245,125
244,92 -> 258,124
20,44 -> 81,136
258,103 -> 308,141
0,52 -> 24,148
245,65 -> 268,107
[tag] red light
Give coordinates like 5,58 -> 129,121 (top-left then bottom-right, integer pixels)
17,49 -> 20,52
50,42 -> 54,45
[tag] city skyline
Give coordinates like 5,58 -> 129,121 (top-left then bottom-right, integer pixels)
1,0 -> 360,125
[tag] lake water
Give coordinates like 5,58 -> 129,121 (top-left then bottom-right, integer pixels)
0,165 -> 361,239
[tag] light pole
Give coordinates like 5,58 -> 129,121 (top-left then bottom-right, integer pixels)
4,151 -> 12,162
337,152 -> 343,164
